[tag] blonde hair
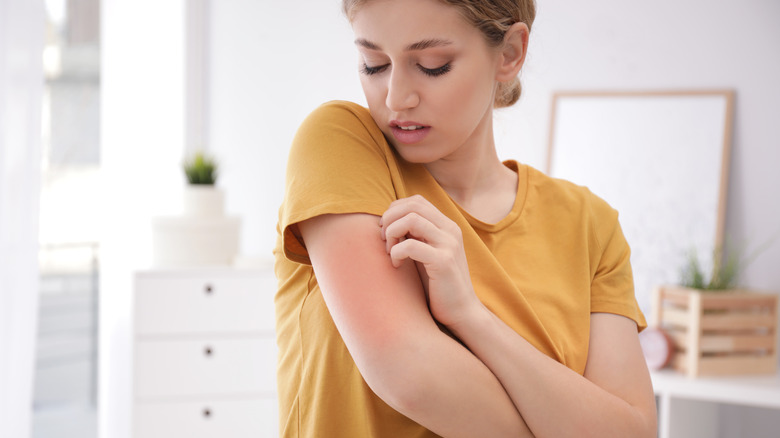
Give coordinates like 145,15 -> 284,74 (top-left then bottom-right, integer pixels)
342,0 -> 536,108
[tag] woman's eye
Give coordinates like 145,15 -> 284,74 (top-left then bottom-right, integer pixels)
419,63 -> 452,77
360,63 -> 389,76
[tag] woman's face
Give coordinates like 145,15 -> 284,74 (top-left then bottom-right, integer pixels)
351,0 -> 501,164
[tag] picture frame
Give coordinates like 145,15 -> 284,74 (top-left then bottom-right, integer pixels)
546,90 -> 734,313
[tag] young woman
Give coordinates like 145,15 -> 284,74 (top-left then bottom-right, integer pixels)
273,0 -> 657,437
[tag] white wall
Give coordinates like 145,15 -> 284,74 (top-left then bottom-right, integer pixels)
100,1 -> 186,437
209,0 -> 363,259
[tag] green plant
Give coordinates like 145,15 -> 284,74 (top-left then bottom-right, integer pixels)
680,246 -> 740,291
183,151 -> 218,185
680,234 -> 777,291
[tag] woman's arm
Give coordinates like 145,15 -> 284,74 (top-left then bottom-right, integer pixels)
299,212 -> 533,438
451,308 -> 657,438
381,195 -> 657,438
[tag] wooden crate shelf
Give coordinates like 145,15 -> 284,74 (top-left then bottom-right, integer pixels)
651,286 -> 779,377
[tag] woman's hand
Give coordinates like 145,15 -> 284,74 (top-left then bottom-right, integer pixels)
380,195 -> 481,327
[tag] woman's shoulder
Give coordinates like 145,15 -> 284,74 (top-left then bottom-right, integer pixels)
287,100 -> 397,180
300,100 -> 377,132
293,100 -> 387,151
525,165 -> 617,220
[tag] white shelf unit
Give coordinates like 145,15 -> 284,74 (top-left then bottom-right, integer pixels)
652,369 -> 780,438
132,267 -> 278,438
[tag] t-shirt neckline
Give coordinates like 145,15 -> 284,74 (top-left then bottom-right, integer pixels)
451,160 -> 529,233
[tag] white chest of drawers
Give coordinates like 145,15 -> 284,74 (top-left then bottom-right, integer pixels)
132,267 -> 278,438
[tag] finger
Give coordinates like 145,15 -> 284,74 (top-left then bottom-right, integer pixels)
382,195 -> 452,236
389,237 -> 439,268
384,212 -> 451,254
386,195 -> 448,227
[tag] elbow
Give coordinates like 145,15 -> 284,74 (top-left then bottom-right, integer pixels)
371,378 -> 425,415
360,352 -> 431,414
378,370 -> 434,415
353,335 -> 436,415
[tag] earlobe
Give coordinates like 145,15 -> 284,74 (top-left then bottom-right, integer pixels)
496,22 -> 529,82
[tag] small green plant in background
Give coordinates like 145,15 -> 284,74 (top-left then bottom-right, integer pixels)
680,246 -> 740,291
183,151 -> 218,185
680,235 -> 777,291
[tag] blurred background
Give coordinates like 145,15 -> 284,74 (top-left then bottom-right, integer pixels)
1,0 -> 779,437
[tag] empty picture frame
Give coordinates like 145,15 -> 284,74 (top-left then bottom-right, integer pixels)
546,90 -> 734,313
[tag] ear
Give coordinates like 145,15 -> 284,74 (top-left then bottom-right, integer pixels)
495,22 -> 529,82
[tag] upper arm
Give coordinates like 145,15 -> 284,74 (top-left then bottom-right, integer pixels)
584,313 -> 657,428
298,212 -> 438,391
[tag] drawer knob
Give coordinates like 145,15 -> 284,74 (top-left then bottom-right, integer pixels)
204,346 -> 213,356
204,284 -> 213,294
202,407 -> 212,418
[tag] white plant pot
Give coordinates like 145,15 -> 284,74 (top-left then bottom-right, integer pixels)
152,216 -> 241,267
151,184 -> 241,268
183,185 -> 224,217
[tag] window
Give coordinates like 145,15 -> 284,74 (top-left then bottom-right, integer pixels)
34,1 -> 100,437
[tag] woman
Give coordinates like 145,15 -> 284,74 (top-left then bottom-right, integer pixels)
273,0 -> 657,436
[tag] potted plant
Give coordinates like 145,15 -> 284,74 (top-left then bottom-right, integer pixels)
182,151 -> 223,217
650,245 -> 779,377
151,150 -> 241,267
183,150 -> 218,184
678,246 -> 740,291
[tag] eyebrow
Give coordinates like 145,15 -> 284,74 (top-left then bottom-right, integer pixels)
354,38 -> 453,52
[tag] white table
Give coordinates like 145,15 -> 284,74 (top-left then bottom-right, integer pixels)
651,369 -> 780,438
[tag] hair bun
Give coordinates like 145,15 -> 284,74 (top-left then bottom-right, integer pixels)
495,77 -> 522,108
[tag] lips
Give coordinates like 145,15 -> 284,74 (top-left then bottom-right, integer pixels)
390,120 -> 431,144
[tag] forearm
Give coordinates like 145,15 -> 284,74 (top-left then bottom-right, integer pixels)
364,321 -> 533,438
450,305 -> 656,438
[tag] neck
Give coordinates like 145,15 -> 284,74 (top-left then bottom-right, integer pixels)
425,144 -> 506,204
428,152 -> 518,225
423,113 -> 509,206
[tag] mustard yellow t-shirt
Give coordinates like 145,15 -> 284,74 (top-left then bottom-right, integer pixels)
273,101 -> 646,438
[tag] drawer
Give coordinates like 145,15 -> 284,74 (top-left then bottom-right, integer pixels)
134,337 -> 277,399
134,397 -> 278,438
134,270 -> 277,335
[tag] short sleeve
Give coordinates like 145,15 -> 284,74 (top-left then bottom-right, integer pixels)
279,101 -> 398,265
588,195 -> 648,331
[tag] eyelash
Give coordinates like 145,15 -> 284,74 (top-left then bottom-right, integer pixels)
360,64 -> 388,76
421,63 -> 452,77
360,63 -> 452,77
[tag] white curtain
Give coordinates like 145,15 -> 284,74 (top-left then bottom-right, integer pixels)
0,1 -> 44,437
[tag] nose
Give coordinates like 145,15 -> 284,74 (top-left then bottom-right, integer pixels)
385,69 -> 419,112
